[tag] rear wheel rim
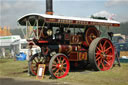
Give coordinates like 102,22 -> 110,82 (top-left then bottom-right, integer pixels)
51,55 -> 70,78
95,39 -> 115,71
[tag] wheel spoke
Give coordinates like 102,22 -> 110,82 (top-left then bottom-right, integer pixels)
106,55 -> 113,57
37,57 -> 41,62
62,67 -> 67,70
59,56 -> 62,61
32,61 -> 36,64
35,57 -> 38,62
37,57 -> 40,62
31,62 -> 36,66
53,61 -> 57,65
62,58 -> 65,63
95,51 -> 101,56
61,71 -> 64,76
57,72 -> 61,77
59,71 -> 62,76
63,63 -> 67,65
33,59 -> 37,63
61,69 -> 65,73
100,43 -> 103,51
101,62 -> 105,69
52,64 -> 57,67
103,41 -> 107,47
97,58 -> 102,67
104,50 -> 110,55
95,51 -> 101,58
39,57 -> 43,62
96,53 -> 100,56
52,67 -> 56,71
106,57 -> 113,61
96,55 -> 99,58
97,47 -> 102,52
54,69 -> 60,75
96,56 -> 101,61
104,46 -> 112,52
104,60 -> 110,66
103,41 -> 107,50
57,57 -> 61,64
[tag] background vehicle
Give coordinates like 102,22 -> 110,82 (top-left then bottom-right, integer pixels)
114,42 -> 128,58
11,39 -> 40,60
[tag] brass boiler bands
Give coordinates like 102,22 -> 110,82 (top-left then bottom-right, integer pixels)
58,45 -> 78,54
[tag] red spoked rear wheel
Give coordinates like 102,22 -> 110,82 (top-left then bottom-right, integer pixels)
49,53 -> 70,79
89,38 -> 115,71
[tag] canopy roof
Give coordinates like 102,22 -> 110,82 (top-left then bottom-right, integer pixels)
18,13 -> 120,27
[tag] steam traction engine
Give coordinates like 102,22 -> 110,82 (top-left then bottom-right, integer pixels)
17,0 -> 120,79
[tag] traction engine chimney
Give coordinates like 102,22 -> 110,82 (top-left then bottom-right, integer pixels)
46,0 -> 53,15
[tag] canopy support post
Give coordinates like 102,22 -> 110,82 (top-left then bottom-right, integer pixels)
26,20 -> 29,39
17,23 -> 26,39
39,22 -> 45,39
36,19 -> 39,40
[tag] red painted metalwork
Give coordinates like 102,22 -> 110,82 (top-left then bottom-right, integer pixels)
69,52 -> 78,61
69,51 -> 87,61
95,38 -> 115,71
42,47 -> 49,55
38,40 -> 48,43
51,55 -> 70,78
59,45 -> 79,54
83,41 -> 88,47
78,52 -> 87,61
85,27 -> 100,46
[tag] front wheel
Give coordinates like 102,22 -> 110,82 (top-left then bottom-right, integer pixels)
89,38 -> 115,71
49,53 -> 70,79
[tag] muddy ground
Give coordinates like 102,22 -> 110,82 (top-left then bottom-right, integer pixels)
0,77 -> 69,85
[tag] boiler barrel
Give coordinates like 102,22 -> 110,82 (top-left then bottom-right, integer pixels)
48,45 -> 78,54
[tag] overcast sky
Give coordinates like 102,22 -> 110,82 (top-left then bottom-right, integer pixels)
0,0 -> 128,29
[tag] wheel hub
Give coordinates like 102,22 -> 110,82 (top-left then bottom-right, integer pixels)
56,64 -> 63,70
59,64 -> 61,67
101,52 -> 107,58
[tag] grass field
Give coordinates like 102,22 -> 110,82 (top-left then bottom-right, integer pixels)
0,59 -> 128,85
